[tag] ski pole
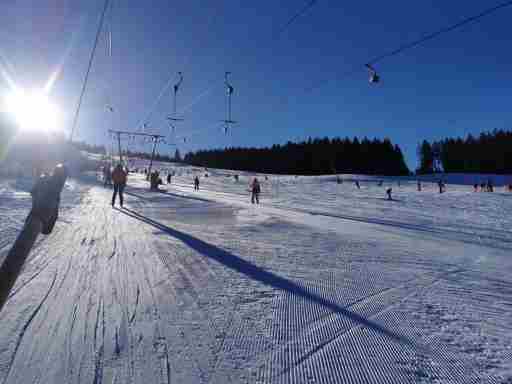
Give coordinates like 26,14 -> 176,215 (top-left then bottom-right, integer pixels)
0,164 -> 67,312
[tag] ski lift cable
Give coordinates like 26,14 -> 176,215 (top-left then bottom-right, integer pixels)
367,0 -> 512,66
304,0 -> 512,93
133,74 -> 222,140
177,79 -> 223,115
134,71 -> 178,132
69,0 -> 111,142
180,122 -> 226,141
105,0 -> 116,139
275,0 -> 318,37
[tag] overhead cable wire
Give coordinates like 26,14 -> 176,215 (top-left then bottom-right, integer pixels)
132,1 -> 315,139
367,0 -> 512,65
275,0 -> 318,37
131,2 -> 227,136
69,0 -> 111,142
305,0 -> 512,94
133,71 -> 177,131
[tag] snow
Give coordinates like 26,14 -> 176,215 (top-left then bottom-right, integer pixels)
1,164 -> 512,383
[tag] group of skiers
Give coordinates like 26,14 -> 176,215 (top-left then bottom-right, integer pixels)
474,180 -> 494,192
191,175 -> 261,204
102,164 -> 264,205
357,178 -> 512,198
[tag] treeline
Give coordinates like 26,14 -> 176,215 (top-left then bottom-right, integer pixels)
72,141 -> 107,155
184,137 -> 410,176
418,129 -> 512,174
125,149 -> 182,163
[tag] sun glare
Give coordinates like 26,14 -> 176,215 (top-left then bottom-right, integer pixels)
3,90 -> 61,133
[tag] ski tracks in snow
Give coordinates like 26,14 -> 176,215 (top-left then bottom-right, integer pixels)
1,176 -> 512,383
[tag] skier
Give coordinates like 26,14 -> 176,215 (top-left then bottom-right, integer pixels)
251,177 -> 261,204
438,180 -> 445,194
102,166 -> 107,186
194,176 -> 200,191
386,187 -> 392,200
473,183 -> 478,192
487,179 -> 494,192
417,180 -> 422,191
150,171 -> 162,190
355,180 -> 360,189
112,164 -> 127,207
167,173 -> 171,184
103,165 -> 112,187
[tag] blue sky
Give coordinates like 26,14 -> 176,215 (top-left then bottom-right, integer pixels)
1,0 -> 511,170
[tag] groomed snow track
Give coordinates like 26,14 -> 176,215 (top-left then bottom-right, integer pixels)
1,172 -> 511,383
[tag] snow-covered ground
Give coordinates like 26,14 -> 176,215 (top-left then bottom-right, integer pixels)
1,164 -> 511,383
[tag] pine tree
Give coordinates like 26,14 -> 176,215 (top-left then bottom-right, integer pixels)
174,149 -> 182,162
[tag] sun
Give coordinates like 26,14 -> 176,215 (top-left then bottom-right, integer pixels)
3,90 -> 61,133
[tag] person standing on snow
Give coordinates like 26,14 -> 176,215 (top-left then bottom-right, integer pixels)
103,165 -> 112,187
194,176 -> 200,191
251,178 -> 261,204
112,164 -> 127,207
438,180 -> 445,194
386,187 -> 393,200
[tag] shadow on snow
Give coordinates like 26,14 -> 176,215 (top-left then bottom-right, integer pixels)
115,206 -> 418,351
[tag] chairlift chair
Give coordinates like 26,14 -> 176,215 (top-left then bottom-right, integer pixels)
365,64 -> 380,83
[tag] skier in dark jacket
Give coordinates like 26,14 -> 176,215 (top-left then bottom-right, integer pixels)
438,180 -> 445,194
112,164 -> 127,207
251,178 -> 261,204
487,179 -> 494,192
194,176 -> 200,191
386,188 -> 392,200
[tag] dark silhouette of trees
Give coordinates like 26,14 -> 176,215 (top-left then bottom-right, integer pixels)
420,129 -> 512,174
184,137 -> 410,175
174,149 -> 182,163
71,141 -> 106,155
417,140 -> 434,174
124,150 -> 175,163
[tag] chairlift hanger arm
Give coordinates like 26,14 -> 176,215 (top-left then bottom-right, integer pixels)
225,71 -> 234,94
174,72 -> 184,93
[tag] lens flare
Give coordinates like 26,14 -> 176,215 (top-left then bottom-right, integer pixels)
3,90 -> 61,133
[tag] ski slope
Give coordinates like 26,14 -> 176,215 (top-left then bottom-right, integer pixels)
1,167 -> 511,383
